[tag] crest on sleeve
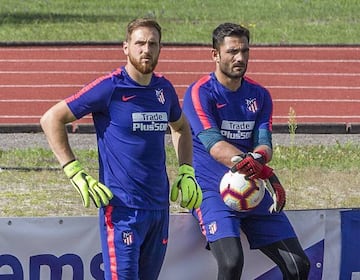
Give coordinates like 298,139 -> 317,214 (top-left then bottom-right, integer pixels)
155,88 -> 165,104
245,98 -> 258,113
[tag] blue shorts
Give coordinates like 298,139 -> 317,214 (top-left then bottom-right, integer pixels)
99,205 -> 169,280
193,190 -> 297,249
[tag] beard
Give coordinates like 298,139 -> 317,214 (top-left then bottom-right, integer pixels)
128,54 -> 159,74
219,62 -> 247,79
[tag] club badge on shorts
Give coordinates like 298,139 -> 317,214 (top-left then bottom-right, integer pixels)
208,221 -> 217,235
122,231 -> 134,246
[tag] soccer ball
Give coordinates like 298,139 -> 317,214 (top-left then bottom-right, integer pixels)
219,171 -> 265,211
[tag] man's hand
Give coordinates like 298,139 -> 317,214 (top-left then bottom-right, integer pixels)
264,173 -> 286,213
63,160 -> 113,208
230,151 -> 268,179
170,164 -> 203,209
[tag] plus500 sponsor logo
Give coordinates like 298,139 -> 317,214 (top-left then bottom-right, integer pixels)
220,120 -> 254,140
132,112 -> 168,132
0,253 -> 104,279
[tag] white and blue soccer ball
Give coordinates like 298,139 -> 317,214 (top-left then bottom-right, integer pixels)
219,171 -> 265,211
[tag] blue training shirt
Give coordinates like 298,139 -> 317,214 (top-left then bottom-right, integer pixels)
66,67 -> 182,209
182,73 -> 273,193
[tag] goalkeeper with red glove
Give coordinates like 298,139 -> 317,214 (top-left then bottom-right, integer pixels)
182,22 -> 310,280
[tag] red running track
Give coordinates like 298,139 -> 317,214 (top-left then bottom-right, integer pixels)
0,44 -> 359,128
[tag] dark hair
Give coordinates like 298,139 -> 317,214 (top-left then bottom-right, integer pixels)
126,18 -> 162,42
212,23 -> 250,50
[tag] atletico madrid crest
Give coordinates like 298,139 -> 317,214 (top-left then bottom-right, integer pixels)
208,221 -> 217,235
155,88 -> 165,104
122,231 -> 134,246
245,98 -> 258,113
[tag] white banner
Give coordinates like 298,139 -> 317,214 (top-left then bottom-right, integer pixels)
160,210 -> 327,280
0,209 -> 356,279
0,216 -> 102,279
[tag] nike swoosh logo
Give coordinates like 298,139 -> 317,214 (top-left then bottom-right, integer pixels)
216,103 -> 227,109
122,95 -> 136,102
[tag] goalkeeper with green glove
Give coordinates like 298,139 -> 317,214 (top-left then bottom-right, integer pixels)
40,18 -> 202,280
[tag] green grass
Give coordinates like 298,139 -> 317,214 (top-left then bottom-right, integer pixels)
1,143 -> 360,217
0,0 -> 359,44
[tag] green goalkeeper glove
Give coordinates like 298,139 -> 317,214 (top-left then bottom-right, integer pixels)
170,164 -> 203,209
63,160 -> 113,208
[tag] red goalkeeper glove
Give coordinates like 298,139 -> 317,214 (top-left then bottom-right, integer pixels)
261,167 -> 286,213
230,150 -> 270,180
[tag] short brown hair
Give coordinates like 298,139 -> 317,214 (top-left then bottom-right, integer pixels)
126,18 -> 162,42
